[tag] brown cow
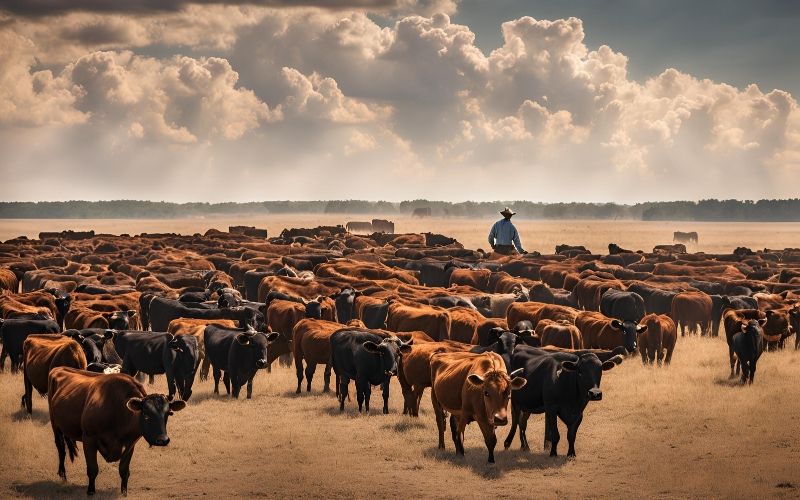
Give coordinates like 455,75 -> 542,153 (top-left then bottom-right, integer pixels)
636,314 -> 677,365
506,302 -> 578,330
22,334 -> 87,413
292,318 -> 345,393
167,318 -> 237,380
48,367 -> 185,495
447,306 -> 485,343
398,340 -> 472,416
386,302 -> 451,341
0,268 -> 18,292
538,319 -> 582,349
430,351 -> 526,463
576,311 -> 643,353
449,268 -> 492,291
671,291 -> 712,336
267,298 -> 335,367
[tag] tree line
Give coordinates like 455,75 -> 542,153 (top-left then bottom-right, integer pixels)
0,199 -> 799,221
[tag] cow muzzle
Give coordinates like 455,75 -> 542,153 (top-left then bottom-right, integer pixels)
493,414 -> 508,426
256,359 -> 268,369
588,388 -> 602,401
385,370 -> 397,377
152,437 -> 170,447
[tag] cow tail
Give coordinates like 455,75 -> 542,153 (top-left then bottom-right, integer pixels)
55,428 -> 78,463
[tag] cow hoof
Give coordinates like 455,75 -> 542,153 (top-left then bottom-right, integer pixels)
503,442 -> 511,450
87,488 -> 95,496
295,388 -> 301,394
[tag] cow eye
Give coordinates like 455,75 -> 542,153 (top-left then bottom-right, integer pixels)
484,391 -> 489,397
168,411 -> 174,416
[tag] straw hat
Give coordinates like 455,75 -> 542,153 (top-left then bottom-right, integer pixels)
500,207 -> 516,217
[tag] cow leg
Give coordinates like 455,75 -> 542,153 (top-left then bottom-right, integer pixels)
728,347 -> 736,378
246,376 -> 254,399
431,390 -> 446,449
749,361 -> 757,385
338,376 -> 350,411
223,372 -> 231,395
381,379 -> 390,414
519,411 -> 531,451
54,428 -> 67,480
212,367 -> 221,394
477,419 -> 498,463
665,346 -> 674,365
305,363 -> 317,393
413,386 -> 425,417
450,415 -> 464,455
23,370 -> 33,414
546,409 -> 560,457
148,374 -> 155,385
503,402 -> 519,450
166,368 -> 176,401
740,361 -> 749,385
323,363 -> 332,393
119,444 -> 135,496
0,344 -> 6,371
200,354 -> 210,381
294,356 -> 304,394
83,440 -> 99,496
566,414 -> 583,458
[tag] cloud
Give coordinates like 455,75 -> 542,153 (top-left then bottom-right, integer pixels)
0,7 -> 797,202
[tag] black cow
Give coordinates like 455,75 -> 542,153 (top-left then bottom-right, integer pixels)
330,330 -> 412,414
427,295 -> 476,310
148,297 -> 261,332
361,300 -> 393,329
62,330 -> 104,364
503,346 -> 622,457
731,319 -> 766,384
711,295 -> 759,336
204,325 -> 280,399
0,316 -> 60,372
217,288 -> 242,308
600,289 -> 645,323
163,334 -> 200,401
179,291 -> 211,303
471,327 -> 538,371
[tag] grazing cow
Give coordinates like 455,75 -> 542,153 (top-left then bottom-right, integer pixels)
292,318 -> 344,393
503,346 -> 622,457
576,311 -> 642,353
671,292 -> 713,336
673,231 -> 698,244
330,329 -> 412,414
429,351 -> 527,463
723,309 -> 766,379
636,314 -> 677,365
398,340 -> 472,416
600,289 -> 645,323
386,302 -> 451,341
47,367 -> 185,495
538,320 -> 582,349
1,316 -> 61,372
21,334 -> 87,413
203,326 -> 281,398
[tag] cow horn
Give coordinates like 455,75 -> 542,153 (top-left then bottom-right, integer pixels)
509,368 -> 525,378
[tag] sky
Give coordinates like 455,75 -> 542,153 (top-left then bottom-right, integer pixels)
0,0 -> 798,203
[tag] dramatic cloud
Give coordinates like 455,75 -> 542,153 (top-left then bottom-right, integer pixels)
0,4 -> 797,202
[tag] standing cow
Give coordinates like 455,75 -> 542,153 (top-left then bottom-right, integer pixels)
204,325 -> 281,399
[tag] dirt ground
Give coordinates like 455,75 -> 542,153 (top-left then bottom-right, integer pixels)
1,336 -> 799,499
2,215 -> 800,255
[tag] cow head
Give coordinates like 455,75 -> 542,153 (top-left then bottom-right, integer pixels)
126,394 -> 185,447
610,319 -> 643,353
331,288 -> 359,324
217,288 -> 242,308
362,337 -> 412,377
559,353 -> 622,402
236,330 -> 281,369
166,334 -> 200,401
54,292 -> 72,320
86,362 -> 121,374
467,367 -> 526,426
105,310 -> 137,330
789,305 -> 799,333
63,330 -> 103,364
303,297 -> 323,320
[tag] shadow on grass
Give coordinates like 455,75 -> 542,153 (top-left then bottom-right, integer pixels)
10,480 -> 116,499
382,419 -> 426,433
281,388 -> 337,399
11,406 -> 50,424
423,445 -> 568,477
713,376 -> 745,387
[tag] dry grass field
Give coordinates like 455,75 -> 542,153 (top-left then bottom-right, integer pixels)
1,218 -> 800,498
1,337 -> 800,499
2,215 -> 800,255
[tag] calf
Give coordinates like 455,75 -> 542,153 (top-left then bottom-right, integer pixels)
204,325 -> 281,398
330,329 -> 412,414
21,334 -> 87,413
503,346 -> 622,457
48,367 -> 184,495
1,316 -> 60,372
430,351 -> 526,463
636,314 -> 677,366
731,319 -> 766,384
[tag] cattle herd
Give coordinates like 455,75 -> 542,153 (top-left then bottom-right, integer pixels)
1,226 -> 799,495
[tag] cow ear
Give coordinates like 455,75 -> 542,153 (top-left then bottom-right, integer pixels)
757,318 -> 768,327
510,377 -> 527,390
169,400 -> 187,412
126,310 -> 138,318
399,344 -> 413,354
467,373 -> 484,386
235,333 -> 251,345
560,361 -> 577,372
362,341 -> 381,354
265,332 -> 281,343
126,397 -> 143,413
765,310 -> 775,318
610,320 -> 622,330
103,330 -> 115,340
602,355 -> 624,370
636,324 -> 647,333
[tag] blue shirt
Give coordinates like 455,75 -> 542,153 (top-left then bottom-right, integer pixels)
488,218 -> 524,252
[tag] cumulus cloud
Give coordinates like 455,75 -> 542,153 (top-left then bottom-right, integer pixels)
0,6 -> 798,202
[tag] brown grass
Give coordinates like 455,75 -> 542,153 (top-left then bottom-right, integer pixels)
1,336 -> 799,499
2,215 -> 800,254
